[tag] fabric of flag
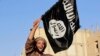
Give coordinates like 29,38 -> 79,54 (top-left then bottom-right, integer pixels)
42,0 -> 80,53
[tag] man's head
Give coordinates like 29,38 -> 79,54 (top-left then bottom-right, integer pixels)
33,37 -> 47,53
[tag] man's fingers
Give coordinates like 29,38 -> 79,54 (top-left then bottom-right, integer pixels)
33,17 -> 41,27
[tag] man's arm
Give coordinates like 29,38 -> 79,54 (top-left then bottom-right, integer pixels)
25,18 -> 41,55
28,18 -> 41,40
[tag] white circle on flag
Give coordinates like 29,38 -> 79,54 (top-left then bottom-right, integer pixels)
48,19 -> 66,39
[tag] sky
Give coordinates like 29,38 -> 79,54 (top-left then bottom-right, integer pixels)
0,0 -> 100,56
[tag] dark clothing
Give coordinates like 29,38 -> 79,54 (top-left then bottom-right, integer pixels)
25,38 -> 52,56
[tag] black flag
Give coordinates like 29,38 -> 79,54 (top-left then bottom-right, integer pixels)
42,0 -> 80,53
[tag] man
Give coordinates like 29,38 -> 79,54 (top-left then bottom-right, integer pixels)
25,18 -> 52,56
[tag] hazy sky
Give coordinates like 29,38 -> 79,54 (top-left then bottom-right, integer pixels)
0,0 -> 100,56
